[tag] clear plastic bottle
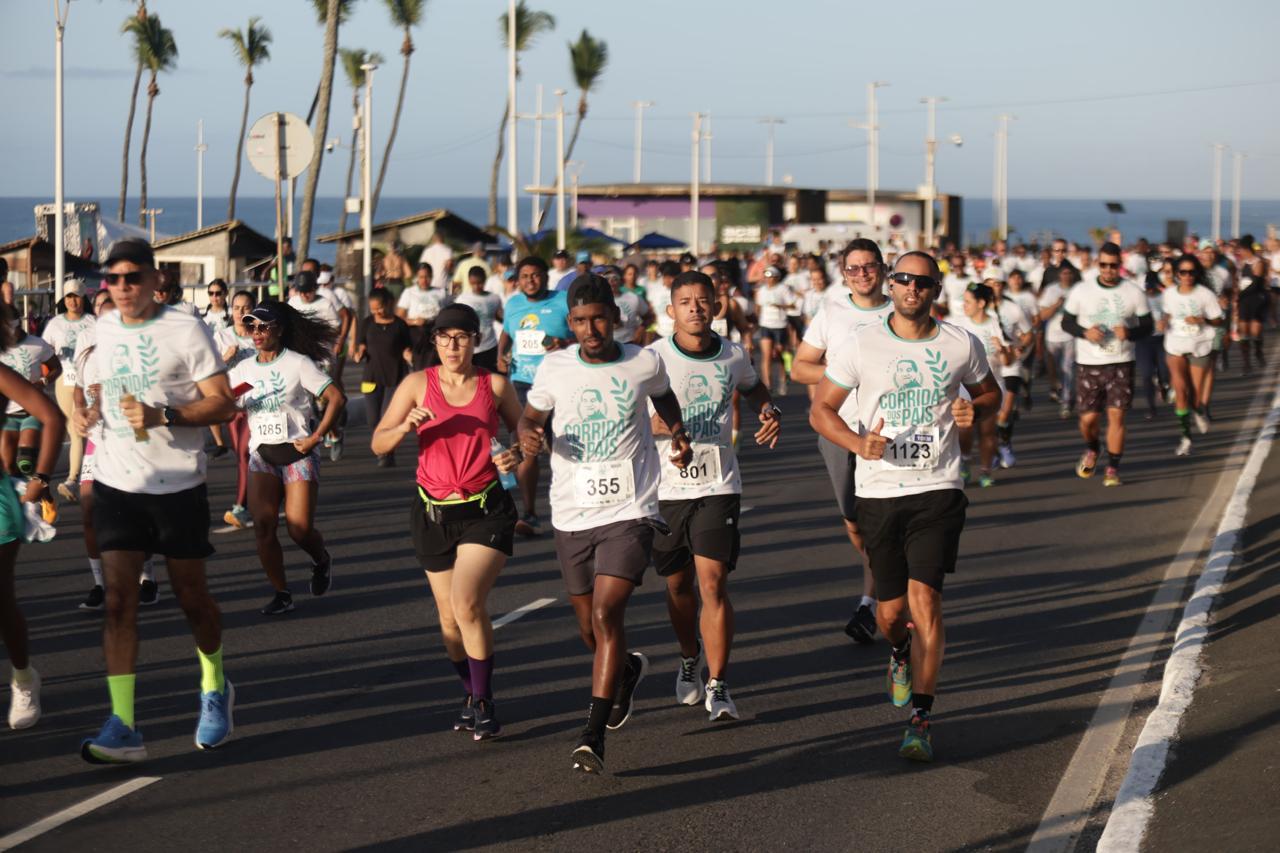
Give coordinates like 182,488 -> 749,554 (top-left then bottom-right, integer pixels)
491,437 -> 518,491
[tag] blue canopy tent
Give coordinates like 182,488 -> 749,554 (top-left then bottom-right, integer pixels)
626,231 -> 686,250
525,226 -> 626,245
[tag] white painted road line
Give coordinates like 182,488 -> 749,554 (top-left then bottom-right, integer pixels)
1027,358 -> 1280,853
1097,383 -> 1280,852
492,597 -> 556,629
0,776 -> 162,851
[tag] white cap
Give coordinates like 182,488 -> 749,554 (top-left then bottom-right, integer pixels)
982,266 -> 1006,283
316,270 -> 334,285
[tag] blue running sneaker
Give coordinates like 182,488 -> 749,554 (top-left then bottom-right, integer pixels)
887,654 -> 912,708
81,715 -> 148,764
899,712 -> 933,762
195,679 -> 235,750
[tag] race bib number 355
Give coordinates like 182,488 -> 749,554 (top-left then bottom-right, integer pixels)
573,460 -> 636,508
879,426 -> 939,471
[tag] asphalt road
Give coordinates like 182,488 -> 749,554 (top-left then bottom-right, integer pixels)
2,353 -> 1276,852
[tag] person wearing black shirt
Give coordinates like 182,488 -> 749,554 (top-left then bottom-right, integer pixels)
354,289 -> 412,467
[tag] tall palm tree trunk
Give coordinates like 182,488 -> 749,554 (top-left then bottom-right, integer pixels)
338,92 -> 359,235
488,99 -> 509,228
228,78 -> 252,221
297,0 -> 340,262
118,61 -> 143,222
373,44 -> 411,218
138,77 -> 157,228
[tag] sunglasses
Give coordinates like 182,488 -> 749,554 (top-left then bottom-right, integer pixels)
889,272 -> 939,290
207,289 -> 226,296
1098,262 -> 1121,269
242,320 -> 278,332
103,271 -> 146,285
843,263 -> 881,277
1177,268 -> 1197,276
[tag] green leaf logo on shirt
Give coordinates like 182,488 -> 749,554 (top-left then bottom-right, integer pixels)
926,348 -> 950,390
609,376 -> 635,420
137,335 -> 160,385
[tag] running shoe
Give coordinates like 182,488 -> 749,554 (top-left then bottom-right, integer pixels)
675,644 -> 704,706
261,590 -> 294,616
572,729 -> 605,774
1076,449 -> 1098,478
1059,403 -> 1072,420
376,454 -> 396,468
138,578 -> 160,607
453,694 -> 475,732
195,679 -> 235,750
8,668 -> 41,730
310,551 -> 333,597
781,350 -> 793,376
79,584 -> 105,612
514,513 -> 542,538
1103,466 -> 1123,487
1192,410 -> 1211,435
607,651 -> 648,730
899,712 -> 933,763
978,472 -> 996,489
1049,387 -> 1060,403
56,479 -> 78,503
209,444 -> 230,460
997,444 -> 1016,469
223,505 -> 252,529
705,678 -> 739,722
1175,437 -> 1192,457
844,604 -> 877,645
887,653 -> 912,708
959,461 -> 971,485
472,699 -> 501,741
81,715 -> 148,764
329,435 -> 344,463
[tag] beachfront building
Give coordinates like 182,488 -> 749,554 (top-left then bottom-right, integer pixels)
317,208 -> 493,281
151,220 -> 278,293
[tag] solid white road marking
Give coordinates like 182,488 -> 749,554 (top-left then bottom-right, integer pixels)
1096,383 -> 1280,852
1027,358 -> 1280,853
492,597 -> 556,629
0,777 -> 162,851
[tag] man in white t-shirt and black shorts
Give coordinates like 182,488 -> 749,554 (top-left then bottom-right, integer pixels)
811,251 -> 1001,763
75,238 -> 239,764
519,274 -> 693,774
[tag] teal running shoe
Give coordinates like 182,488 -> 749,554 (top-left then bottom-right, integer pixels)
899,712 -> 933,762
887,654 -> 912,708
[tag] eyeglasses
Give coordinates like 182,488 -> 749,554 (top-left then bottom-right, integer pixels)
242,320 -> 277,333
1177,268 -> 1197,276
207,289 -> 226,296
434,332 -> 474,348
843,263 -> 881,277
103,271 -> 145,285
1098,262 -> 1121,269
888,271 -> 939,290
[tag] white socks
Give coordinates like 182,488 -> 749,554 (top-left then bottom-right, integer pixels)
89,557 -> 103,587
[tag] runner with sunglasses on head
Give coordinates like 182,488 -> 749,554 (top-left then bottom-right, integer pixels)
216,290 -> 258,529
811,252 -> 1000,763
371,304 -> 523,741
1160,255 -> 1223,457
229,302 -> 345,616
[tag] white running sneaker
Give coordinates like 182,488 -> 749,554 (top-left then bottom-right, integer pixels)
1175,437 -> 1192,457
8,668 -> 41,730
674,645 -> 704,706
1192,410 -> 1210,435
705,678 -> 738,721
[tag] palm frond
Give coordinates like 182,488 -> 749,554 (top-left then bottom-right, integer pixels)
500,1 -> 555,52
568,29 -> 607,93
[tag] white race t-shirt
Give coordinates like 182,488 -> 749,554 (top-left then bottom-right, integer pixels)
755,284 -> 795,329
526,344 -> 670,532
1038,283 -> 1072,344
202,310 -> 232,334
88,306 -> 226,494
452,290 -> 503,353
1062,279 -> 1150,365
939,274 -> 973,313
422,243 -> 454,291
613,291 -> 647,344
0,335 -> 55,413
229,349 -> 333,451
950,314 -> 1008,381
288,295 -> 342,332
648,284 -> 674,337
1161,285 -> 1223,358
648,336 -> 760,499
824,317 -> 990,499
215,326 -> 257,371
41,313 -> 94,386
318,284 -> 354,315
801,293 -> 892,425
396,286 -> 446,324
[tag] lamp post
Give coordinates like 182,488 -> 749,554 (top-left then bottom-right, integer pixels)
555,88 -> 567,251
505,0 -> 518,239
691,113 -> 702,254
867,81 -> 889,239
53,0 -> 71,299
632,100 -> 654,183
195,119 -> 207,230
1210,143 -> 1226,242
1231,149 -> 1245,238
759,117 -> 784,186
920,96 -> 947,249
531,84 -> 543,232
361,62 -> 378,299
995,114 -> 1015,240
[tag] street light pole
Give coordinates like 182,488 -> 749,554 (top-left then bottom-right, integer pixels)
995,114 -> 1015,240
531,84 -> 543,232
196,119 -> 207,229
921,96 -> 947,249
1231,149 -> 1244,238
703,112 -> 712,184
632,100 -> 653,182
555,88 -> 567,250
505,0 -> 518,240
53,0 -> 70,299
361,62 -> 378,299
1210,143 -> 1226,242
867,81 -> 889,239
759,117 -> 783,186
691,113 -> 702,255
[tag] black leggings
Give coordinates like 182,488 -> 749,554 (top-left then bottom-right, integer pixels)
364,382 -> 396,432
1135,335 -> 1168,412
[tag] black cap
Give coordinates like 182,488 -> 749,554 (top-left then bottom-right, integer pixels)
248,304 -> 284,325
431,303 -> 480,336
293,270 -> 318,291
553,249 -> 571,260
103,238 -> 154,268
566,273 -> 616,310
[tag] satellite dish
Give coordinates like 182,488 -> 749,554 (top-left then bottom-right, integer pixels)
247,112 -> 314,181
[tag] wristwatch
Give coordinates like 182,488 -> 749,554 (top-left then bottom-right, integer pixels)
763,403 -> 783,419
161,405 -> 179,426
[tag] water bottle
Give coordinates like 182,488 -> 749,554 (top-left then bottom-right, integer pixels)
491,437 -> 518,491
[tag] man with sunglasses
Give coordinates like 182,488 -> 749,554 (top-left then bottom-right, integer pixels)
1038,238 -> 1078,294
75,238 -> 239,763
811,252 -> 1001,762
792,239 -> 892,645
1061,242 -> 1153,486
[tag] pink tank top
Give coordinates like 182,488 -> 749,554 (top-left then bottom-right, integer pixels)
416,367 -> 499,499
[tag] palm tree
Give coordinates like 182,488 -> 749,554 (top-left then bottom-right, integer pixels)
373,0 -> 426,218
297,0 -> 346,263
535,30 -> 607,231
304,0 -> 360,123
123,12 -> 177,228
220,17 -> 273,221
337,48 -> 383,236
117,1 -> 147,222
488,2 -> 555,227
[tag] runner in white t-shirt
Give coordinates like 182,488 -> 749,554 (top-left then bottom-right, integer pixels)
230,302 -> 345,616
648,271 -> 781,723
811,251 -> 1001,764
397,264 -> 448,347
754,266 -> 796,395
1037,265 -> 1078,418
452,265 -> 505,371
1160,255 -> 1224,456
599,264 -> 653,346
289,269 -> 350,460
984,269 -> 1035,470
42,285 -> 95,501
647,261 -> 678,338
792,238 -> 894,645
950,282 -> 1012,487
0,330 -> 60,481
214,290 -> 258,530
518,274 -> 693,775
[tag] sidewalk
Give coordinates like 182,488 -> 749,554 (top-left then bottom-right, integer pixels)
1142,417 -> 1280,851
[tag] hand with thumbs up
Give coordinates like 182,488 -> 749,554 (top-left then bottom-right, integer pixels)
952,397 -> 976,428
858,418 -> 888,461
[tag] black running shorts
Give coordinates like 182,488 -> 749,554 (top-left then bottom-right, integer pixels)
92,480 -> 215,559
653,494 -> 741,576
409,487 -> 517,571
855,488 -> 968,601
552,519 -> 655,596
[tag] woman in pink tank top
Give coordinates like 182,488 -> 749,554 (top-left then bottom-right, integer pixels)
371,304 -> 523,740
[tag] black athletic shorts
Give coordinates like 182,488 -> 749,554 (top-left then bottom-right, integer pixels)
409,487 -> 517,571
1003,374 -> 1025,395
855,488 -> 967,601
553,519 -> 655,596
92,480 -> 215,559
653,493 -> 741,576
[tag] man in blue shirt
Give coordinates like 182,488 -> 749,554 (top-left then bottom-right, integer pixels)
499,256 -> 572,536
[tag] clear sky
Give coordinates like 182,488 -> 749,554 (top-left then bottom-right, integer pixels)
2,0 -> 1277,202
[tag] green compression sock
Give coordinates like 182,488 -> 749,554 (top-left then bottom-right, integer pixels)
1176,408 -> 1191,438
107,674 -> 136,729
197,646 -> 225,693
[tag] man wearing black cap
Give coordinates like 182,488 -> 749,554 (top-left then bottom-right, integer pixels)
518,274 -> 692,774
75,238 -> 239,763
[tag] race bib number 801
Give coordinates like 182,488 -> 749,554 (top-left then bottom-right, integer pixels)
662,443 -> 721,490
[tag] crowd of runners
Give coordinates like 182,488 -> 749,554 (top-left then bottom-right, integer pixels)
0,228 -> 1275,772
